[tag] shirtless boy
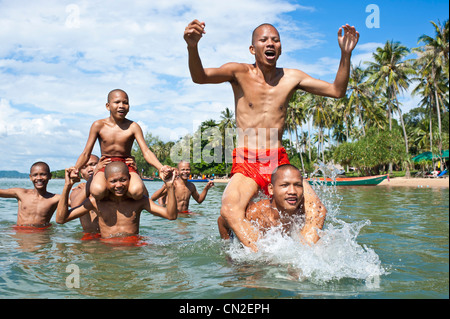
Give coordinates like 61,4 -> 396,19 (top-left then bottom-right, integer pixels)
57,161 -> 178,239
69,154 -> 100,235
218,164 -> 327,245
0,162 -> 60,228
70,89 -> 170,201
184,20 -> 359,251
151,161 -> 214,214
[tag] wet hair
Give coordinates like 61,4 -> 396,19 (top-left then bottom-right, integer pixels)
30,161 -> 50,174
107,89 -> 128,103
251,23 -> 279,45
104,161 -> 130,179
271,164 -> 302,185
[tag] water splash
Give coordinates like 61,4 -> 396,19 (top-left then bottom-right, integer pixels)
225,161 -> 387,284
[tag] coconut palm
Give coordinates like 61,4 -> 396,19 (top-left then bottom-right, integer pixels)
414,19 -> 449,162
366,40 -> 416,173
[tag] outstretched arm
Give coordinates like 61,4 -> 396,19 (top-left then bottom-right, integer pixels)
72,121 -> 101,175
298,24 -> 359,98
192,180 -> 214,204
150,184 -> 167,202
0,188 -> 21,199
146,169 -> 178,220
184,19 -> 240,84
133,123 -> 163,171
56,168 -> 93,224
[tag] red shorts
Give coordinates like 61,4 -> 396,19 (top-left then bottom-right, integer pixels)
100,235 -> 148,247
13,223 -> 52,233
81,233 -> 102,241
231,147 -> 290,196
98,156 -> 137,174
179,210 -> 195,215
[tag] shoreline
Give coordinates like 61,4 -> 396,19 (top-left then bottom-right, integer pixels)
213,177 -> 449,188
378,177 -> 449,188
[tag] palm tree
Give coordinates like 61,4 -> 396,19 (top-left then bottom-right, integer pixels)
366,40 -> 416,171
218,108 -> 236,172
288,91 -> 309,172
414,19 -> 449,162
306,95 -> 332,163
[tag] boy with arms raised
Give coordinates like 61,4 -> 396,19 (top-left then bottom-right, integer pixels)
0,162 -> 60,229
184,20 -> 358,251
151,161 -> 214,214
70,89 -> 171,201
57,161 -> 178,239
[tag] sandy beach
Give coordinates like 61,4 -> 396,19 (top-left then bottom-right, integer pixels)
213,177 -> 449,187
379,177 -> 449,188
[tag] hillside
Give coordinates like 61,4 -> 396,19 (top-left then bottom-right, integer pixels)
0,171 -> 29,178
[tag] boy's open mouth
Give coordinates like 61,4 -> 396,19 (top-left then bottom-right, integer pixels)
265,50 -> 276,59
285,196 -> 298,205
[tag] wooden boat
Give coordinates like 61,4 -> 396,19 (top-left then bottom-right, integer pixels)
307,175 -> 387,186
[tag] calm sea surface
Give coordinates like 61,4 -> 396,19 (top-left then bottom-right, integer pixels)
0,178 -> 448,299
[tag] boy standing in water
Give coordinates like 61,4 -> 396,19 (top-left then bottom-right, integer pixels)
69,154 -> 101,236
70,89 -> 171,201
184,20 -> 358,251
151,161 -> 214,214
57,162 -> 178,239
0,162 -> 60,228
218,164 -> 327,245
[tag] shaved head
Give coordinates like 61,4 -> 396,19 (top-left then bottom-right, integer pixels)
271,164 -> 302,185
30,161 -> 51,174
251,23 -> 279,45
104,161 -> 130,179
107,89 -> 128,103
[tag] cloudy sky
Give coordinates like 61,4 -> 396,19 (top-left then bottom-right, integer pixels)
0,0 -> 448,173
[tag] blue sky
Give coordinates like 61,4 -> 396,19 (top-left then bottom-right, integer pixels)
0,0 -> 448,173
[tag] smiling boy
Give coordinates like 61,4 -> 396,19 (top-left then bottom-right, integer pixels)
0,162 -> 60,228
57,161 -> 178,239
151,161 -> 214,214
218,164 -> 327,245
70,89 -> 172,201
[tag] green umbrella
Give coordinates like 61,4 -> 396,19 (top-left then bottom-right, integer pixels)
412,151 -> 432,162
413,150 -> 449,162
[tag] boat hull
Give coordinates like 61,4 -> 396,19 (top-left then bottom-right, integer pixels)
307,175 -> 387,186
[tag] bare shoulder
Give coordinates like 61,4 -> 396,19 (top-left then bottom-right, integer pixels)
186,182 -> 197,192
246,199 -> 272,220
91,118 -> 108,130
283,68 -> 310,81
46,191 -> 61,202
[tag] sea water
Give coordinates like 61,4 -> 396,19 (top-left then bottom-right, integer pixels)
0,171 -> 448,299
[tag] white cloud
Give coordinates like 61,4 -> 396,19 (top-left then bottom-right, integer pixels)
2,0 -> 381,173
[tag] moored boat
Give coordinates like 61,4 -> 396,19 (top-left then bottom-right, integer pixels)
307,175 -> 387,186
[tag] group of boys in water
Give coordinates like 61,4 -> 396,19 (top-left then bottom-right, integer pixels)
0,20 -> 359,250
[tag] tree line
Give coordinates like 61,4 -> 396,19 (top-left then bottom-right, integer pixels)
131,20 -> 450,178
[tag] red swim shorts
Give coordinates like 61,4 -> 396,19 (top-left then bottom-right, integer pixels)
98,156 -> 137,174
231,147 -> 290,196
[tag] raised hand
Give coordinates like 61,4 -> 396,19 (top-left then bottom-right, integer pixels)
65,167 -> 80,185
161,168 -> 178,187
205,180 -> 214,190
338,24 -> 359,53
184,19 -> 206,47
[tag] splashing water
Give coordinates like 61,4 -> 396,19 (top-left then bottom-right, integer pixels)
225,161 -> 387,285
